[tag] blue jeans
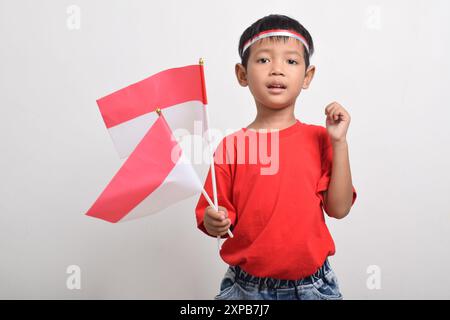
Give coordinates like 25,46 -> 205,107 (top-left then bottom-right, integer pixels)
214,258 -> 343,300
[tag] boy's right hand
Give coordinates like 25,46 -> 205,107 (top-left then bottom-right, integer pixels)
203,206 -> 232,237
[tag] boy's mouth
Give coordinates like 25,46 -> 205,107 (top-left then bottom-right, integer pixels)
267,82 -> 287,93
267,82 -> 287,89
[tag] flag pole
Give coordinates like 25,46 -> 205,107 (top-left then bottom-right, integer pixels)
199,58 -> 234,249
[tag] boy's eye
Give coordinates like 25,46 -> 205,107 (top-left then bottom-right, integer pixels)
257,58 -> 298,65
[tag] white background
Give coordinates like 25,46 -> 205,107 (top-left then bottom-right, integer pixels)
1,0 -> 449,299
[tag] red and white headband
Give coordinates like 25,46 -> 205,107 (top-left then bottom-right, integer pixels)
242,29 -> 310,56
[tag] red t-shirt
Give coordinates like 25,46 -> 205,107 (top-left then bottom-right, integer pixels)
195,119 -> 357,280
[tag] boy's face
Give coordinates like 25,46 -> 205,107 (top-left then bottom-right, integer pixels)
235,37 -> 315,110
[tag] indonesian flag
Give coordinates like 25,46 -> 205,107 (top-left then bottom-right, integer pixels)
86,63 -> 212,223
86,114 -> 203,223
97,64 -> 208,159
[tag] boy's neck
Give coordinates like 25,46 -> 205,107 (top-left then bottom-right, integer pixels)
247,104 -> 297,130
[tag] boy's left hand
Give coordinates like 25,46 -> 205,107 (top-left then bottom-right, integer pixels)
324,102 -> 351,143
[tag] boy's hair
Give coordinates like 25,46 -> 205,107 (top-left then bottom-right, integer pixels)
238,14 -> 314,70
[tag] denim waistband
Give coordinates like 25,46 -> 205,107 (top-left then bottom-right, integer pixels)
230,258 -> 331,289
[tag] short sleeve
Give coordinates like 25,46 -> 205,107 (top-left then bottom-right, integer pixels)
195,140 -> 237,238
316,127 -> 357,208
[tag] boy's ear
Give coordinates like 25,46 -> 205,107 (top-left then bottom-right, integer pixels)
302,65 -> 316,89
235,63 -> 248,87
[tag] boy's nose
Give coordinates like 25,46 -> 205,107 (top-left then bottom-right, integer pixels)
270,67 -> 284,76
270,71 -> 285,77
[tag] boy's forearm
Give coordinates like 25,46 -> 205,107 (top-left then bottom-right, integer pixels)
326,140 -> 354,219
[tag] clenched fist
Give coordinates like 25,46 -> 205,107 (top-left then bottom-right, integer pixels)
324,102 -> 351,143
203,206 -> 232,237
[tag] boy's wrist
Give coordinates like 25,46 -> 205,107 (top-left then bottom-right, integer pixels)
331,139 -> 348,148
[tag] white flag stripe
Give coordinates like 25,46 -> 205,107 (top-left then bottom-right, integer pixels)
107,100 -> 207,159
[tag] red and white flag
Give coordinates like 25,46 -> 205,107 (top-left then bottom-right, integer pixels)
86,63 -> 215,223
86,114 -> 203,223
97,64 -> 208,159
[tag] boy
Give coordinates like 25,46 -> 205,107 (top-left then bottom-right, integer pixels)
195,14 -> 357,300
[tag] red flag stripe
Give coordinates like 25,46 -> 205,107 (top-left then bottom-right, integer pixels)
97,65 -> 206,129
86,115 -> 180,223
